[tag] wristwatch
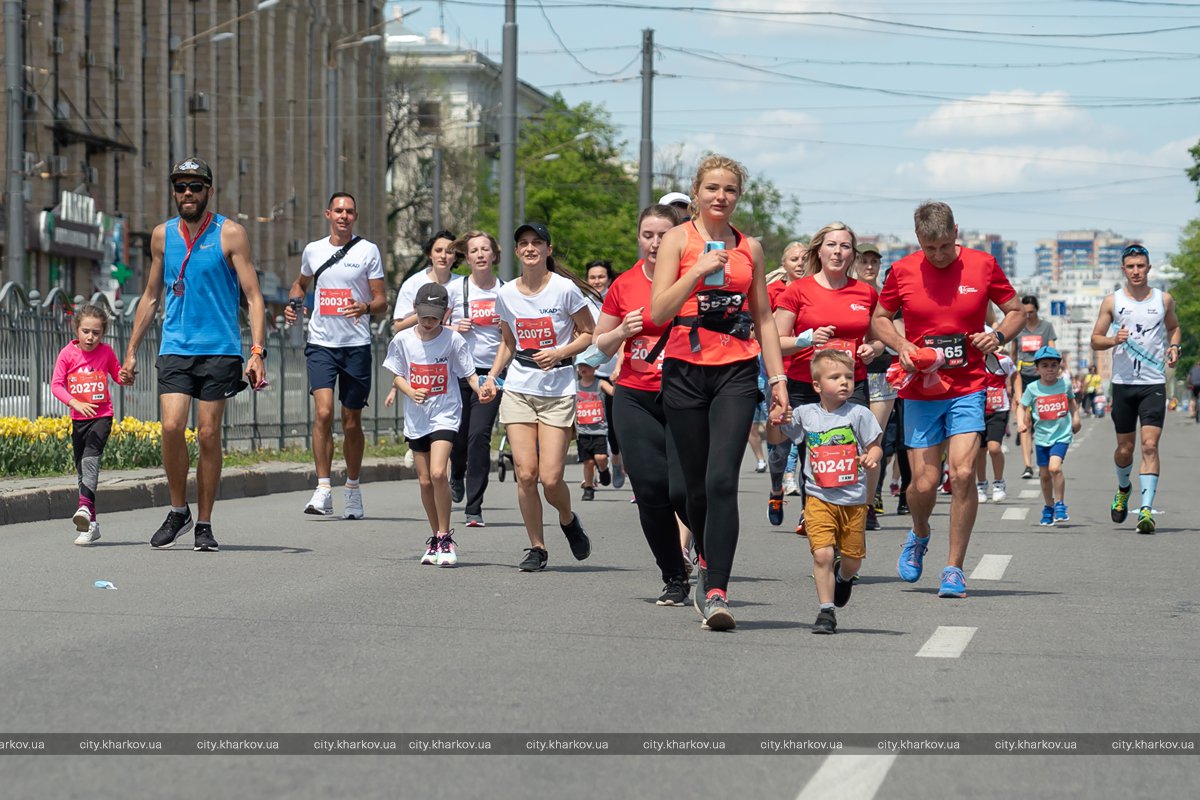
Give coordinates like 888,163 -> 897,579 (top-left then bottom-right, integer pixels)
994,330 -> 1007,346
250,344 -> 267,359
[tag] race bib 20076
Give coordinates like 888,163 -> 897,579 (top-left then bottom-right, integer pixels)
409,363 -> 449,396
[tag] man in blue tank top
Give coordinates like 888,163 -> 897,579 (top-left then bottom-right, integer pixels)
120,157 -> 268,551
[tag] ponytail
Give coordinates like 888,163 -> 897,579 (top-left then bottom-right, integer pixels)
548,255 -> 603,304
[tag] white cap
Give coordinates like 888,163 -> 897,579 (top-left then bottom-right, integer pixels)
658,191 -> 691,207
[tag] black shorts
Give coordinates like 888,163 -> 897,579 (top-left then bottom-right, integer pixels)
661,357 -> 760,410
982,410 -> 1009,446
406,429 -> 457,453
787,378 -> 870,408
1110,383 -> 1166,434
305,343 -> 372,410
577,433 -> 608,462
156,355 -> 247,401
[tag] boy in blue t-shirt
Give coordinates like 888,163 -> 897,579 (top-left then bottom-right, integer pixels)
1018,346 -> 1082,526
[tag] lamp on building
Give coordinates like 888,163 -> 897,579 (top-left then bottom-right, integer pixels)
517,132 -> 595,223
169,0 -> 281,166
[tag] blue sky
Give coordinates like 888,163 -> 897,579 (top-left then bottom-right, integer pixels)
393,0 -> 1200,275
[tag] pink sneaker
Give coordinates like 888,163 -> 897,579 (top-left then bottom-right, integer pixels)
436,531 -> 459,567
420,536 -> 439,565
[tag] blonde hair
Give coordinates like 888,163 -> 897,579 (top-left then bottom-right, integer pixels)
802,222 -> 857,276
811,349 -> 855,380
688,154 -> 748,217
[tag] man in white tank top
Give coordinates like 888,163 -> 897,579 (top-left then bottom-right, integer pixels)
1090,244 -> 1182,534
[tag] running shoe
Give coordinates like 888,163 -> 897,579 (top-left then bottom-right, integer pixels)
304,487 -> 333,516
1136,506 -> 1156,534
450,478 -> 465,503
72,506 -> 92,532
833,573 -> 853,608
812,608 -> 837,635
1111,485 -> 1132,524
518,546 -> 548,571
1054,501 -> 1069,523
795,516 -> 807,537
150,508 -> 193,549
767,490 -> 785,526
694,559 -> 708,616
656,575 -> 689,607
890,480 -> 900,497
560,513 -> 591,560
465,513 -> 485,528
1039,505 -> 1054,526
421,536 -> 439,565
74,521 -> 101,546
437,532 -> 459,567
755,459 -> 767,473
700,594 -> 735,631
873,491 -> 885,514
832,550 -> 860,583
343,487 -> 364,520
598,468 -> 612,487
193,524 -> 219,552
613,465 -> 626,489
896,499 -> 910,515
992,480 -> 1007,503
1022,466 -> 1035,480
937,566 -> 967,598
896,530 -> 929,582
783,478 -> 800,496
977,481 -> 988,503
866,507 -> 880,531
939,474 -> 952,495
582,486 -> 595,501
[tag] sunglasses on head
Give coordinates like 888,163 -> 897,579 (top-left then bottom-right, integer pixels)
172,181 -> 208,194
1121,244 -> 1148,259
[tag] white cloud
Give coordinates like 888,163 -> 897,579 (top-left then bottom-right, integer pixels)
911,91 -> 1091,139
896,144 -> 1136,191
663,110 -> 814,175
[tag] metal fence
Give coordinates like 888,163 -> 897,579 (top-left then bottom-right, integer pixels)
0,282 -> 405,450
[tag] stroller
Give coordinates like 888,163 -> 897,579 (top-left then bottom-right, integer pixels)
496,433 -> 515,482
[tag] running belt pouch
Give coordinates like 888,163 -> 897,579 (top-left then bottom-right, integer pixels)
514,349 -> 575,368
644,289 -> 752,360
311,236 -> 362,287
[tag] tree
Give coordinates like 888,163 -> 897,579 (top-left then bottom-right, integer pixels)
474,96 -> 640,273
1168,219 -> 1200,367
1187,140 -> 1200,202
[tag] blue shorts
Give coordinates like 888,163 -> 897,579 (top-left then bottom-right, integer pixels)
903,390 -> 985,449
305,343 -> 372,410
1035,441 -> 1070,467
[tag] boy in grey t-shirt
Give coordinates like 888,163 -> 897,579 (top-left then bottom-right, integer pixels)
575,363 -> 612,501
781,350 -> 883,634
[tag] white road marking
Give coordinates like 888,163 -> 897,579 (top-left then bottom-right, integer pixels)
1019,489 -> 1039,499
1002,507 -> 1029,521
970,554 -> 1012,581
917,626 -> 978,658
796,754 -> 898,800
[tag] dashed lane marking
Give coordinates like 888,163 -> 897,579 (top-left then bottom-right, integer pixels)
917,626 -> 977,658
1019,489 -> 1039,499
969,554 -> 1012,581
796,754 -> 898,800
1002,507 -> 1029,521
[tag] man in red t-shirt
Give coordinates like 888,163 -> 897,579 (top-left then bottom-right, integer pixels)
871,202 -> 1024,598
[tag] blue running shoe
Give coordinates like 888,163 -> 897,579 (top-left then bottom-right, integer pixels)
938,566 -> 967,598
896,530 -> 929,582
1054,501 -> 1069,522
1040,505 -> 1054,526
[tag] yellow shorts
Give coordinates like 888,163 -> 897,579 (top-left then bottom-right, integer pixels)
804,495 -> 867,559
499,390 -> 576,428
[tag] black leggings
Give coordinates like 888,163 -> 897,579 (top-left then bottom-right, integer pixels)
73,416 -> 112,508
450,371 -> 502,516
612,385 -> 689,582
602,388 -> 620,456
662,358 -> 758,594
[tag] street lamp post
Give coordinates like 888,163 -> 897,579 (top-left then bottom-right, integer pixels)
169,0 -> 279,165
5,0 -> 26,285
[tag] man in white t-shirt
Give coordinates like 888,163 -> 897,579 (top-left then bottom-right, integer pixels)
284,192 -> 387,519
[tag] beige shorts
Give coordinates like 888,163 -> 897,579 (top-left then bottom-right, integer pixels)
499,390 -> 576,428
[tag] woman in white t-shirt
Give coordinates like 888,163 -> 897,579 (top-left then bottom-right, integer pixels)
479,223 -> 600,572
392,230 -> 458,333
446,230 -> 506,528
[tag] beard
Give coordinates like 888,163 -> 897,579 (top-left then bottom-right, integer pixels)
175,192 -> 209,223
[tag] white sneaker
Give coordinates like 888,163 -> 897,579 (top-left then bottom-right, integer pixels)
74,521 -> 101,546
420,535 -> 439,565
73,506 -> 91,532
977,481 -> 988,502
992,480 -> 1007,503
436,532 -> 459,567
343,487 -> 364,520
782,479 -> 800,496
755,459 -> 767,473
304,487 -> 333,516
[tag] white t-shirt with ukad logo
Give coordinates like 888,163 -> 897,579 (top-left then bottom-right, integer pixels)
301,236 -> 384,348
383,327 -> 474,439
496,272 -> 588,398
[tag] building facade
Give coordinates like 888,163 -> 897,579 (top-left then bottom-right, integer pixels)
2,0 -> 386,306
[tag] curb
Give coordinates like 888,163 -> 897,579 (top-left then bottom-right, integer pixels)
0,460 -> 417,527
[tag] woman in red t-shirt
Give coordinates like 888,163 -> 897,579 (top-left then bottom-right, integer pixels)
650,154 -> 789,632
592,203 -> 692,607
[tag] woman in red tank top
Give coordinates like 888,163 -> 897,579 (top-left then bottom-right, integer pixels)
649,154 -> 789,632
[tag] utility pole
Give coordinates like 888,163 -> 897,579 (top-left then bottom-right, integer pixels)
169,37 -> 186,165
498,0 -> 517,280
638,29 -> 653,211
5,0 -> 26,285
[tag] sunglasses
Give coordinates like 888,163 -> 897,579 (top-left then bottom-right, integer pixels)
172,181 -> 209,194
1121,244 -> 1148,259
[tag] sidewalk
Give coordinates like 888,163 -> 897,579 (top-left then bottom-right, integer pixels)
0,458 -> 415,527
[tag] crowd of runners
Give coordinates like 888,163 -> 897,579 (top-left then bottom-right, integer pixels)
50,154 -> 1184,634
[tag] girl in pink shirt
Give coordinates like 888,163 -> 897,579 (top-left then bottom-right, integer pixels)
51,304 -> 124,545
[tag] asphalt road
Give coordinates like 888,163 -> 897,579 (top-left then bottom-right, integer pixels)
2,411 -> 1198,799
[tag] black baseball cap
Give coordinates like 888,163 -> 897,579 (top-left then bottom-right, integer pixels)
170,156 -> 213,184
414,282 -> 450,319
514,222 -> 551,245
